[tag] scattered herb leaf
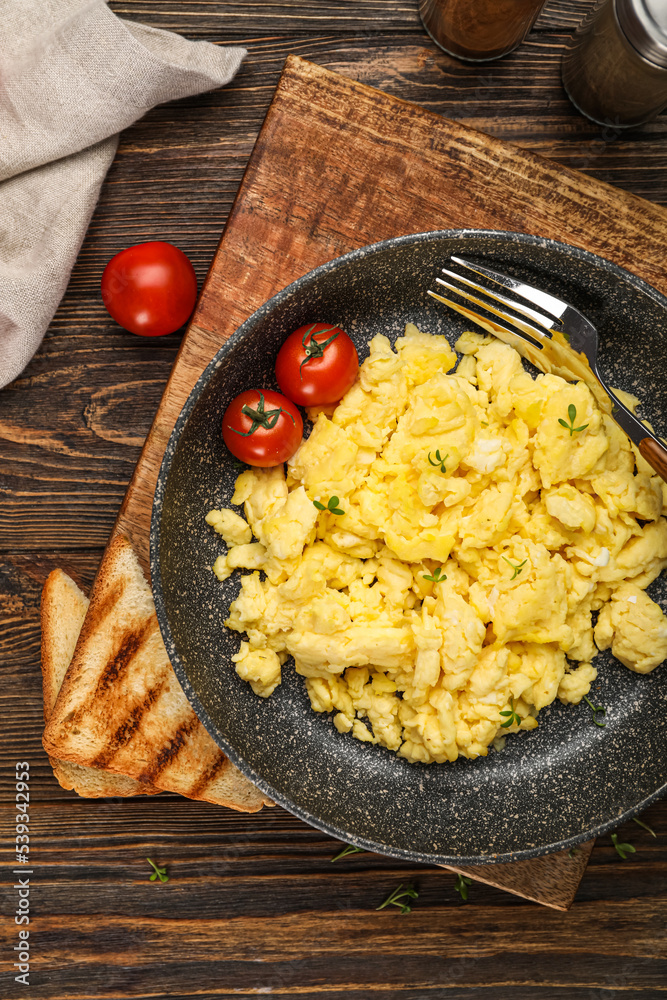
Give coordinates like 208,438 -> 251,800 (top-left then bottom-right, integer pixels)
427,449 -> 449,473
611,833 -> 636,861
230,390 -> 295,437
568,847 -> 580,859
499,699 -> 521,729
583,694 -> 606,728
147,858 -> 169,883
331,844 -> 365,862
376,883 -> 419,915
313,495 -> 345,515
558,403 -> 589,437
633,817 -> 656,838
502,555 -> 527,580
423,566 -> 447,583
454,874 -> 472,901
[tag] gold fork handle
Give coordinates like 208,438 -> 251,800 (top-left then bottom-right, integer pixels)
639,437 -> 667,483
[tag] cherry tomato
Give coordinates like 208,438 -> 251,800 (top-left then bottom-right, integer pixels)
101,241 -> 197,337
222,389 -> 303,467
275,322 -> 359,406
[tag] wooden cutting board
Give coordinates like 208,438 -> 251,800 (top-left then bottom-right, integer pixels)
108,55 -> 667,909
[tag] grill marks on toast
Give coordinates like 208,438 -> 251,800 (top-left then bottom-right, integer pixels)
92,678 -> 167,770
54,611 -> 161,740
40,568 -> 161,798
43,535 -> 270,812
148,714 -> 201,778
95,614 -> 158,697
189,751 -> 231,799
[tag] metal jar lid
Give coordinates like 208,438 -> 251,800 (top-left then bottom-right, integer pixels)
617,0 -> 667,68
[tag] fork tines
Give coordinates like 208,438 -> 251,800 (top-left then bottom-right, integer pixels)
428,257 -> 563,349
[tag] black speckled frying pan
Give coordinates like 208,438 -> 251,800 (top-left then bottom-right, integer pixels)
151,230 -> 667,865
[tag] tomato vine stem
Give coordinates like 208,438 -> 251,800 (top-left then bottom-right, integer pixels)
299,324 -> 340,378
229,390 -> 295,436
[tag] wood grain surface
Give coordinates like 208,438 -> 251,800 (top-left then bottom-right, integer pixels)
1,2 -> 666,997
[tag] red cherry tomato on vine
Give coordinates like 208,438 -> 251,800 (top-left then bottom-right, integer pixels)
101,241 -> 197,337
275,322 -> 359,406
222,389 -> 303,467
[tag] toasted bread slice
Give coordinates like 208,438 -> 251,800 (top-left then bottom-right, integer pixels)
41,569 -> 159,797
43,536 -> 271,812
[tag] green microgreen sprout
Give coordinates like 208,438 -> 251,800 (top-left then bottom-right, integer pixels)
229,390 -> 295,437
481,421 -> 489,428
568,847 -> 580,859
147,858 -> 169,883
502,555 -> 527,580
300,323 -> 340,378
632,817 -> 656,837
583,694 -> 606,728
558,403 -> 589,437
376,883 -> 419,915
331,844 -> 366,862
499,699 -> 521,729
611,833 -> 636,861
454,874 -> 473,901
423,566 -> 447,584
427,449 -> 449,473
313,495 -> 345,515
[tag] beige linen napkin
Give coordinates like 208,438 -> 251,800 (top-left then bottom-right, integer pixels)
0,0 -> 246,388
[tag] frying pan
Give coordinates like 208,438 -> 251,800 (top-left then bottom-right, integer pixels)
151,230 -> 667,864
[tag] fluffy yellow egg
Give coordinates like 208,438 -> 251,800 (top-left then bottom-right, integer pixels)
206,324 -> 667,764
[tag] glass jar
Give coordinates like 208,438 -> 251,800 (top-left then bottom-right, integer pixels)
419,0 -> 548,62
562,0 -> 667,128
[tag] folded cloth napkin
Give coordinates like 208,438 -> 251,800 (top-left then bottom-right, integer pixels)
0,0 -> 246,389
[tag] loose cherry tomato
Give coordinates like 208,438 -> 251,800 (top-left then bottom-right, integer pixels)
101,241 -> 197,337
222,389 -> 303,467
275,322 -> 359,406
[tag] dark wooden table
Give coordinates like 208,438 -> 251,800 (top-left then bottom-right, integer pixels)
2,2 -> 666,997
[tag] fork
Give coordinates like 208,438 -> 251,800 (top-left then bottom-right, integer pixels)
428,256 -> 667,483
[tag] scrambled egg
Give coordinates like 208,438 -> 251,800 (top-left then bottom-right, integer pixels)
206,324 -> 667,763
